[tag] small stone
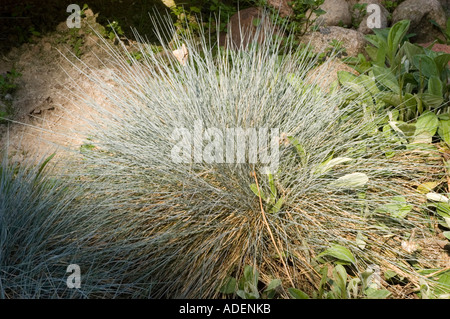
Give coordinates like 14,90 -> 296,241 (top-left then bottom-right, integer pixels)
311,0 -> 352,27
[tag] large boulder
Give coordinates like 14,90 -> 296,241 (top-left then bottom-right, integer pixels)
438,0 -> 450,17
312,0 -> 352,27
392,0 -> 447,43
266,0 -> 294,17
300,26 -> 367,57
226,7 -> 276,49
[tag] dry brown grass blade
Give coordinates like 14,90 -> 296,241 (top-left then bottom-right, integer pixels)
252,170 -> 295,288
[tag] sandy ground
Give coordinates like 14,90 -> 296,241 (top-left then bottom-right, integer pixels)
0,11 -> 122,165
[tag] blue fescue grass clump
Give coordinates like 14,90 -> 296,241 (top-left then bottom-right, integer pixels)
0,152 -> 156,298
63,14 -> 442,298
0,153 -> 81,298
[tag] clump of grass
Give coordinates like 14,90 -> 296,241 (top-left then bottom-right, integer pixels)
0,152 -> 80,298
65,13 -> 443,298
0,150 -> 159,298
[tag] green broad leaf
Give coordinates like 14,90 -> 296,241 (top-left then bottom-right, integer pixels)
315,157 -> 353,175
401,42 -> 425,65
417,181 -> 440,194
243,265 -> 258,286
378,91 -> 402,106
288,288 -> 310,299
413,111 -> 439,144
313,8 -> 326,16
318,266 -> 328,298
436,202 -> 450,218
236,289 -> 258,299
426,192 -> 449,203
365,45 -> 380,64
337,71 -> 361,91
384,270 -> 398,280
268,173 -> 277,199
402,93 -> 418,119
333,265 -> 348,298
443,231 -> 450,240
269,197 -> 284,214
397,122 -> 416,139
377,196 -> 412,219
265,279 -> 282,292
356,231 -> 367,250
439,117 -> 450,146
434,54 -> 450,73
387,20 -> 410,64
330,173 -> 369,189
250,183 -> 267,201
219,277 -> 237,294
252,18 -> 261,27
366,289 -> 392,299
413,54 -> 439,79
287,136 -> 307,166
428,76 -> 443,96
318,244 -> 356,264
373,65 -> 400,93
444,217 -> 450,229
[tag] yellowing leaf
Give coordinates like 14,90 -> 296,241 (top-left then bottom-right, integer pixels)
417,181 -> 440,194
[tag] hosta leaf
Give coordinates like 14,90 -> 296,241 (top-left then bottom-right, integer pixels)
288,288 -> 310,299
428,76 -> 443,96
443,231 -> 450,240
219,277 -> 237,294
384,270 -> 398,280
269,197 -> 284,214
421,93 -> 444,109
318,244 -> 356,264
330,173 -> 369,189
377,196 -> 412,219
356,231 -> 367,250
436,202 -> 450,218
250,183 -> 267,201
373,64 -> 400,93
265,279 -> 282,292
413,111 -> 439,144
366,289 -> 392,299
426,192 -> 449,203
438,116 -> 450,146
412,54 -> 438,78
315,157 -> 353,175
417,181 -> 440,194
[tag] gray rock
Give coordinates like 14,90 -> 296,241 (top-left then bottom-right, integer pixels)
311,0 -> 352,27
392,0 -> 447,43
300,26 -> 367,57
